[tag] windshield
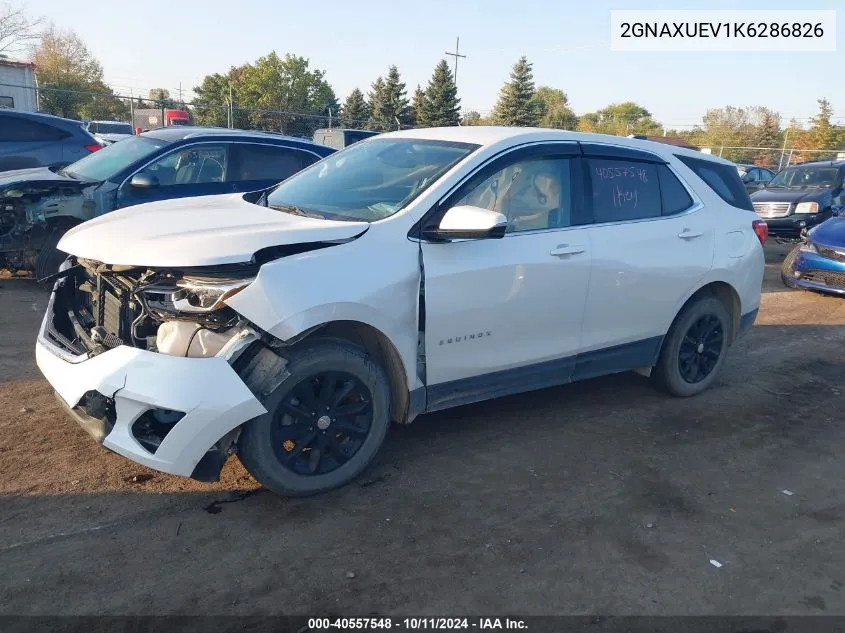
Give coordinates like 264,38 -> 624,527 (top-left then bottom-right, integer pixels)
265,137 -> 479,221
64,135 -> 171,182
91,122 -> 134,135
768,166 -> 840,189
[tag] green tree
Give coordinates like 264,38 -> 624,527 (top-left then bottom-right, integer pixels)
462,110 -> 483,126
192,66 -> 249,128
367,76 -> 387,131
419,59 -> 460,127
236,52 -> 335,135
578,101 -> 660,136
33,26 -> 123,120
749,107 -> 782,166
147,87 -> 176,108
531,86 -> 577,129
492,56 -> 538,127
808,98 -> 835,150
411,84 -> 426,126
340,87 -> 369,128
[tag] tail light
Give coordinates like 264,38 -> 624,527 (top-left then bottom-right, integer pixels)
85,143 -> 103,153
752,219 -> 768,246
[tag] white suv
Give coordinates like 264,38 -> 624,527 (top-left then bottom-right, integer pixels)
35,127 -> 767,496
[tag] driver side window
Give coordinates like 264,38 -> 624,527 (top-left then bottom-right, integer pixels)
136,144 -> 228,187
454,157 -> 573,233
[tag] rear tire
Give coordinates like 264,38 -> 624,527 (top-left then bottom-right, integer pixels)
781,245 -> 801,289
35,230 -> 69,282
237,339 -> 391,497
651,297 -> 731,397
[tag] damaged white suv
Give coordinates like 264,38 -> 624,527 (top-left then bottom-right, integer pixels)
36,127 -> 766,496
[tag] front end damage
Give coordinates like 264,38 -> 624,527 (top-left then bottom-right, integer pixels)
0,179 -> 95,271
36,255 -> 293,482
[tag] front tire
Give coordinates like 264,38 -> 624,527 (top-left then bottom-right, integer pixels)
781,245 -> 801,289
35,230 -> 70,282
651,297 -> 731,397
237,339 -> 391,497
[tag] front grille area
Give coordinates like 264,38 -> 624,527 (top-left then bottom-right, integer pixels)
753,202 -> 792,218
800,269 -> 845,289
816,246 -> 845,264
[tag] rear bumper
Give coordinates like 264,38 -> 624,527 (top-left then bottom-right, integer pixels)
36,292 -> 266,478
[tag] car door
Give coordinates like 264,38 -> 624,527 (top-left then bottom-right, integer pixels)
116,143 -> 232,208
576,145 -> 714,376
420,143 -> 592,410
227,143 -> 322,192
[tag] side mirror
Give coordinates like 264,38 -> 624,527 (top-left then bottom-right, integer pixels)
422,205 -> 508,241
130,173 -> 159,189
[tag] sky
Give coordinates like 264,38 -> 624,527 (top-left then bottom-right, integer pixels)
20,0 -> 845,129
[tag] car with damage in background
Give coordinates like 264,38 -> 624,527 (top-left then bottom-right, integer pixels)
85,120 -> 135,145
0,126 -> 335,278
35,127 -> 766,498
750,160 -> 845,239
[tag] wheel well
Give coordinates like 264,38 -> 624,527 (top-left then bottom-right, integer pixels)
300,321 -> 411,424
679,281 -> 741,344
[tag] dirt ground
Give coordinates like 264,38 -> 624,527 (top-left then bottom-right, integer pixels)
2,241 -> 845,616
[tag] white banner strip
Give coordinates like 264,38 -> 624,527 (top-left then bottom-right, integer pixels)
610,10 -> 837,52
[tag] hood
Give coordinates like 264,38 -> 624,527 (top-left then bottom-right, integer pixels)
95,133 -> 132,144
57,193 -> 370,267
809,218 -> 845,247
0,166 -> 84,191
751,187 -> 831,204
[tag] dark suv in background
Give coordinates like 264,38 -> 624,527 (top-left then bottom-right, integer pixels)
737,163 -> 776,194
0,110 -> 102,171
750,161 -> 845,237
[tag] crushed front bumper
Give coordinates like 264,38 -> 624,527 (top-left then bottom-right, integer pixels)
35,291 -> 267,479
784,249 -> 845,297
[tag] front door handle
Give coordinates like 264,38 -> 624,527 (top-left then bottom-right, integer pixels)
678,229 -> 704,239
550,244 -> 585,257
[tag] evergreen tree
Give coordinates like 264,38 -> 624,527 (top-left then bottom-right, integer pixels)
382,65 -> 413,129
412,85 -> 426,127
341,88 -> 369,128
492,56 -> 539,127
752,108 -> 781,165
367,76 -> 387,131
809,98 -> 835,149
419,60 -> 460,127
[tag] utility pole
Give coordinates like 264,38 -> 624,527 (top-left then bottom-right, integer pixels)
129,90 -> 135,130
445,36 -> 467,86
778,128 -> 790,171
228,82 -> 233,128
178,81 -> 183,106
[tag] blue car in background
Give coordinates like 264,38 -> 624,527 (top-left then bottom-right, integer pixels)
0,126 -> 336,278
782,216 -> 845,297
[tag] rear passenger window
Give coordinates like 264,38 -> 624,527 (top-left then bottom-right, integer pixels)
230,144 -> 317,182
658,165 -> 694,215
587,158 -> 661,223
0,117 -> 69,142
675,154 -> 753,211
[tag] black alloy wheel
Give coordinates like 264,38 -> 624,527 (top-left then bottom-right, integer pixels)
677,314 -> 724,384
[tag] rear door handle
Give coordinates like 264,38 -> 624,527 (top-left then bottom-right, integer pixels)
550,244 -> 586,257
678,229 -> 704,239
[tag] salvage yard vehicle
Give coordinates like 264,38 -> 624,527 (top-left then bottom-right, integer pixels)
35,127 -> 766,497
736,163 -> 776,195
0,126 -> 335,278
312,128 -> 378,150
85,120 -> 135,145
0,109 -> 102,172
751,160 -> 845,238
782,217 -> 845,296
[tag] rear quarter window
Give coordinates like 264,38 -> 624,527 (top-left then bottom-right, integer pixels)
0,116 -> 70,142
675,154 -> 753,211
658,165 -> 694,215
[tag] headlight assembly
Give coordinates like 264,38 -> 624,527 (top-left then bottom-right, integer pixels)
795,202 -> 819,214
170,276 -> 255,313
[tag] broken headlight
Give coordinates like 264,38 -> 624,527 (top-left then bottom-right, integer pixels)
170,276 -> 255,313
142,275 -> 255,316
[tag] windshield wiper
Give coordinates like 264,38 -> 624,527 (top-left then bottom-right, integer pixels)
268,203 -> 325,219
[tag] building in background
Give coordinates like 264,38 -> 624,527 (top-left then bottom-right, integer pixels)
0,60 -> 38,112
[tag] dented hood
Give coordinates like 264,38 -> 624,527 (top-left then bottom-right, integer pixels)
57,193 -> 370,267
0,166 -> 89,192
